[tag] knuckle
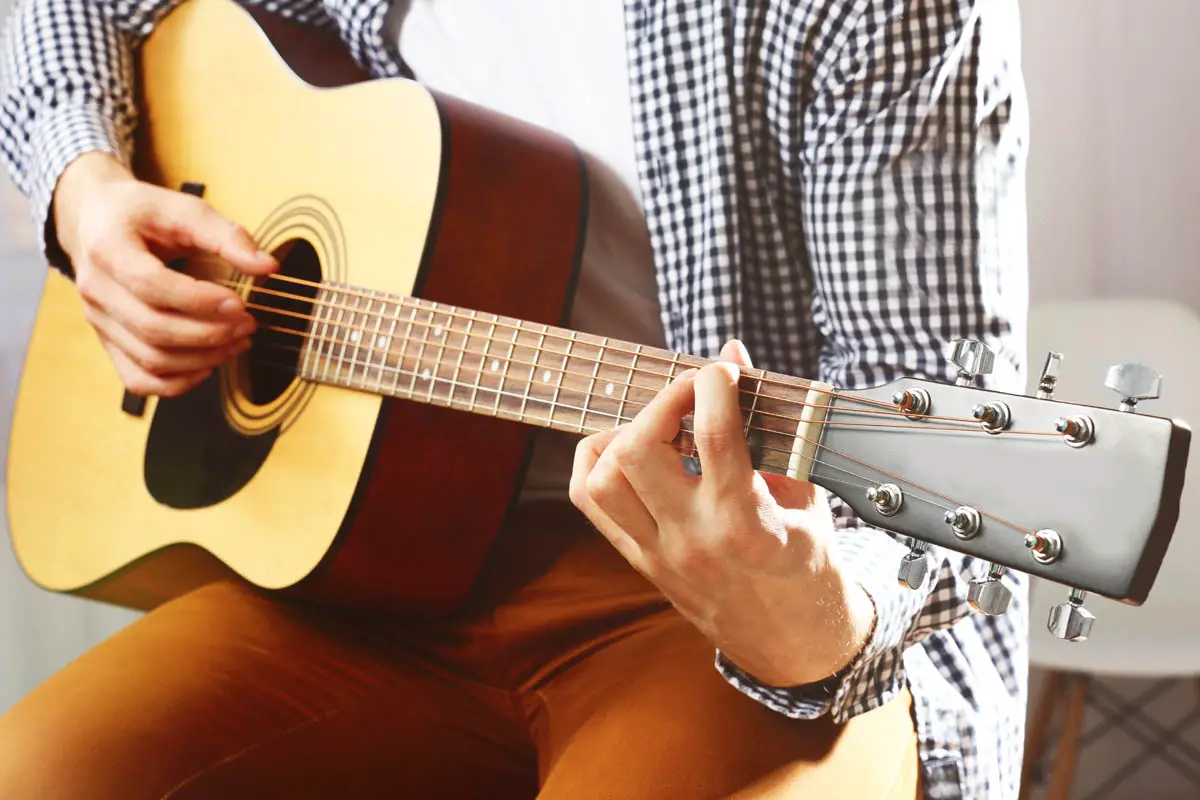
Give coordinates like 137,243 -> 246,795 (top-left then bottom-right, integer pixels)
610,436 -> 643,470
129,313 -> 170,347
135,349 -> 172,376
693,427 -> 736,456
584,464 -> 619,505
122,269 -> 156,300
74,271 -> 98,300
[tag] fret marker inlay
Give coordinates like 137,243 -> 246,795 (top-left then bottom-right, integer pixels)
605,383 -> 614,396
490,359 -> 501,372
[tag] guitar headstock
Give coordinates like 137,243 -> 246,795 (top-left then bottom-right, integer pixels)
809,340 -> 1191,643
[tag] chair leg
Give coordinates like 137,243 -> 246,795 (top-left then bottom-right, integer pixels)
1049,674 -> 1090,800
1021,670 -> 1065,799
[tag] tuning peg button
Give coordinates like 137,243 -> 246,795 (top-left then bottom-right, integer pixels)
968,563 -> 1013,616
947,339 -> 996,386
1048,589 -> 1095,642
1105,363 -> 1161,412
897,541 -> 932,590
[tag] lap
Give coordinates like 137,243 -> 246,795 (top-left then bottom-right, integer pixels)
533,612 -> 919,800
0,555 -> 918,799
0,580 -> 536,800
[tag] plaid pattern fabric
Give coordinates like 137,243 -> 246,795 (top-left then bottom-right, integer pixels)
1,1 -> 1030,796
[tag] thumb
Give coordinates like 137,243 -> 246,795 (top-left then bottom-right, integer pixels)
158,191 -> 278,276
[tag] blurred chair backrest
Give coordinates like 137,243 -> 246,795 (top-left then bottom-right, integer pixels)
1025,297 -> 1200,676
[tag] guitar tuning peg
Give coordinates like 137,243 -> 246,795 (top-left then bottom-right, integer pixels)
968,563 -> 1013,616
1105,363 -> 1161,412
1035,351 -> 1064,399
947,339 -> 995,387
1048,588 -> 1095,642
896,540 -> 933,590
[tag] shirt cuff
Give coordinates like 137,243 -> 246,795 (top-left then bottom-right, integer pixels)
715,528 -> 930,723
26,104 -> 130,275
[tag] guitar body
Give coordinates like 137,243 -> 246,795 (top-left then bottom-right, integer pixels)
6,0 -> 586,614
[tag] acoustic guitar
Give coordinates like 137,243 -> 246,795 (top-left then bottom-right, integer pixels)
6,0 -> 1190,641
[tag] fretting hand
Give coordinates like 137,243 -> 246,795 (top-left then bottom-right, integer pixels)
569,340 -> 876,687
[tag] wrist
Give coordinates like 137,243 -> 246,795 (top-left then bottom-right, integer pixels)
731,569 -> 876,688
52,151 -> 135,259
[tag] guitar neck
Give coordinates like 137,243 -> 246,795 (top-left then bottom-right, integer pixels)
277,281 -> 831,477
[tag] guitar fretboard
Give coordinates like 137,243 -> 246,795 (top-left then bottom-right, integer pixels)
294,284 -> 824,474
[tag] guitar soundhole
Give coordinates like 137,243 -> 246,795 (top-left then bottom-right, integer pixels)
246,239 -> 323,404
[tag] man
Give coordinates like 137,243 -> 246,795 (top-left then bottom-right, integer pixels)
0,0 -> 1029,797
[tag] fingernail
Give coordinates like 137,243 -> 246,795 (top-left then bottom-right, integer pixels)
219,298 -> 242,315
235,320 -> 255,338
733,339 -> 752,365
673,368 -> 698,383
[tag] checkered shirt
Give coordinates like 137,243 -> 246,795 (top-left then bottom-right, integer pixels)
1,1 -> 1031,797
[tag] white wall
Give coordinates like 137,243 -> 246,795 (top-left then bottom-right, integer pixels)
1023,1 -> 1200,307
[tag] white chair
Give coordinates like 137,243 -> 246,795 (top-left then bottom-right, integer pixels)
1020,297 -> 1200,799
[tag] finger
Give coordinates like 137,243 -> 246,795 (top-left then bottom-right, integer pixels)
570,430 -> 654,572
98,331 -> 214,398
98,231 -> 258,321
691,360 -> 755,492
718,338 -> 754,368
612,369 -> 699,517
150,190 -> 277,276
583,431 -> 662,546
79,265 -> 256,351
86,298 -> 252,376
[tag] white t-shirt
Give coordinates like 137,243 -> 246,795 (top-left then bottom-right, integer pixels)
385,1 -> 667,502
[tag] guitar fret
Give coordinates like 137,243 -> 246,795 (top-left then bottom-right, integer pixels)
303,287 -> 330,379
551,331 -> 574,429
427,308 -> 449,403
408,306 -> 433,396
617,344 -> 642,426
666,351 -> 681,386
376,298 -> 400,393
521,324 -> 546,421
474,316 -> 496,410
580,336 -> 606,433
365,290 -> 387,390
340,291 -> 362,387
350,292 -> 368,388
390,304 -> 416,396
321,288 -> 345,384
744,372 -> 763,445
451,308 -> 476,409
494,319 -> 521,418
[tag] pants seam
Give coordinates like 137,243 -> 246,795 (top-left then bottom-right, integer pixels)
159,710 -> 342,799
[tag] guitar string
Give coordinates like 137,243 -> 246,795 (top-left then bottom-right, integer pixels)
236,281 -> 981,424
223,274 -> 956,416
248,352 -> 959,526
242,338 -> 1038,538
229,278 -> 905,418
244,310 -> 1059,440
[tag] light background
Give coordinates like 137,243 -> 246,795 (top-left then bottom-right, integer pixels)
2,1 -> 1198,796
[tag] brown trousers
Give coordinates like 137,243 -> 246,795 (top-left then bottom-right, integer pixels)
0,502 -> 919,798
